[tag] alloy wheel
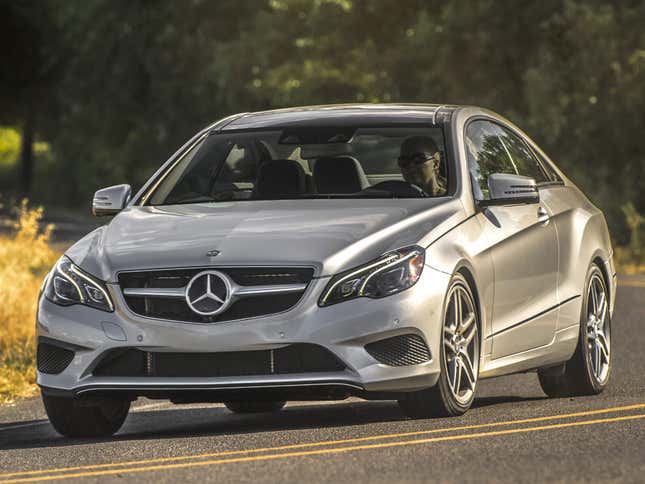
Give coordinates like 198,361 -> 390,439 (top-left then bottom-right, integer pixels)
443,283 -> 479,405
586,273 -> 610,384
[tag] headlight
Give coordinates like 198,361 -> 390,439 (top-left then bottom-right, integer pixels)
43,256 -> 114,312
319,246 -> 425,307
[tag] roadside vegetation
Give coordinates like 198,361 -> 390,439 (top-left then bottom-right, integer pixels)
0,201 -> 60,404
2,1 -> 644,248
615,203 -> 645,274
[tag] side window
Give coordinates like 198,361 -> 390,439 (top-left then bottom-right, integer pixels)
532,148 -> 562,183
217,143 -> 257,183
496,126 -> 548,183
465,120 -> 516,200
148,138 -> 259,205
145,135 -> 207,205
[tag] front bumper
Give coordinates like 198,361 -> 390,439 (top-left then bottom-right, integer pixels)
37,265 -> 450,399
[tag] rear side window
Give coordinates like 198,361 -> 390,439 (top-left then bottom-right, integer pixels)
217,143 -> 257,183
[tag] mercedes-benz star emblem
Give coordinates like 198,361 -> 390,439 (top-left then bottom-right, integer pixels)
185,270 -> 232,316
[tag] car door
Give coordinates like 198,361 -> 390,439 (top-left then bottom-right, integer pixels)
465,119 -> 559,359
522,146 -> 582,332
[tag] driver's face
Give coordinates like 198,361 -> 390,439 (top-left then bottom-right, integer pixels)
398,149 -> 440,187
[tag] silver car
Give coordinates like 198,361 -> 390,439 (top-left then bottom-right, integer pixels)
37,104 -> 616,437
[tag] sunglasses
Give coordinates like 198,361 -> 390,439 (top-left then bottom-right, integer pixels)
397,152 -> 439,168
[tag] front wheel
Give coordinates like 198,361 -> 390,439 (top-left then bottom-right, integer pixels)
42,394 -> 130,437
538,263 -> 611,397
399,273 -> 480,418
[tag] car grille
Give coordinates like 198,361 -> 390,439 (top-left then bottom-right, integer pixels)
365,334 -> 431,366
37,341 -> 75,374
118,267 -> 315,323
92,344 -> 346,378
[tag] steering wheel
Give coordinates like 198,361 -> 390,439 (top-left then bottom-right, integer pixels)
367,180 -> 428,198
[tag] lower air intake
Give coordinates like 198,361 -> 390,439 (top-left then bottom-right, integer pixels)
365,334 -> 431,366
37,342 -> 75,374
92,344 -> 346,378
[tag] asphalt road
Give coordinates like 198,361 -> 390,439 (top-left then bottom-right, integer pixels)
1,277 -> 644,483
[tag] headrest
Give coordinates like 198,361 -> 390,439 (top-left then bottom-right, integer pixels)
313,156 -> 369,194
254,159 -> 307,198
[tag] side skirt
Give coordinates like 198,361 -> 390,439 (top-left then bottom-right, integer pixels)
479,323 -> 579,379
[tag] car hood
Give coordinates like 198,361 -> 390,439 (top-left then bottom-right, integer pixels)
66,198 -> 465,282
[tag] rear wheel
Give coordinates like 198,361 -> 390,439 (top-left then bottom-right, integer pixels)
224,401 -> 286,414
538,263 -> 611,397
42,394 -> 130,437
398,273 -> 480,418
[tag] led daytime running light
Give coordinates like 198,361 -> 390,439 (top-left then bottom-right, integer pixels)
319,246 -> 425,306
44,256 -> 114,312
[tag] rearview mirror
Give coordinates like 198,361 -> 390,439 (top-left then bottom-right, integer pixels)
92,184 -> 132,216
481,174 -> 539,206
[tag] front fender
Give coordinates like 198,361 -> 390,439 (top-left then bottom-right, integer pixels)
424,214 -> 495,351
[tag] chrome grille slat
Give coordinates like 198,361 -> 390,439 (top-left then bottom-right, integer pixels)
123,282 -> 307,299
118,267 -> 314,323
234,283 -> 307,296
123,287 -> 186,298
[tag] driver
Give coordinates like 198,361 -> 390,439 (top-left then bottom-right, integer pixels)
398,136 -> 446,196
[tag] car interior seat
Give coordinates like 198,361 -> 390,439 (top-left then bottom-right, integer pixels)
253,159 -> 308,198
313,156 -> 370,194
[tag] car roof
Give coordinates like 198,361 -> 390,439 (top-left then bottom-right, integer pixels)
219,104 -> 463,131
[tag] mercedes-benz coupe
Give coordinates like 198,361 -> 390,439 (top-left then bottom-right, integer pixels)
36,104 -> 615,437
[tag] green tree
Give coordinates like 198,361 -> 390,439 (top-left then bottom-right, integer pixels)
0,0 -> 642,244
0,0 -> 63,196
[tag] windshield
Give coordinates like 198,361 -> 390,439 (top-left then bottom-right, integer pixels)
142,126 -> 448,205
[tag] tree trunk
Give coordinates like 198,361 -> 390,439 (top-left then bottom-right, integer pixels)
19,108 -> 35,197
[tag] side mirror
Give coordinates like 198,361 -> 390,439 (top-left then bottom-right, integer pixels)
481,174 -> 539,206
92,184 -> 132,216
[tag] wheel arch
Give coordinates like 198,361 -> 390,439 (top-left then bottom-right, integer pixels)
454,264 -> 482,330
557,206 -> 613,307
424,213 -> 494,344
450,260 -> 492,356
591,253 -> 611,310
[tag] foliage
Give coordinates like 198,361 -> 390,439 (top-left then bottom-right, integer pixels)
0,126 -> 49,167
0,127 -> 20,167
0,200 -> 60,404
622,202 -> 643,250
615,202 -> 645,274
614,246 -> 645,275
0,0 -> 643,243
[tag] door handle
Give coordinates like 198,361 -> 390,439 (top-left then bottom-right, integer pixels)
537,206 -> 550,225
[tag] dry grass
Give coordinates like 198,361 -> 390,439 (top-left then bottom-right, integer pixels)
0,201 -> 60,404
614,247 -> 645,275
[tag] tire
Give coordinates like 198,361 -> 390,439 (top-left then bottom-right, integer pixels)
224,401 -> 286,414
42,394 -> 130,438
538,263 -> 611,397
398,273 -> 480,418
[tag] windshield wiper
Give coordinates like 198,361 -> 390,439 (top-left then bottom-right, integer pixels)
157,190 -> 428,205
162,195 -> 217,205
252,190 -> 423,200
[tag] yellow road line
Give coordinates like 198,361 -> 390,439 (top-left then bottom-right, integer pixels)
1,402 -> 645,480
2,413 -> 644,483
